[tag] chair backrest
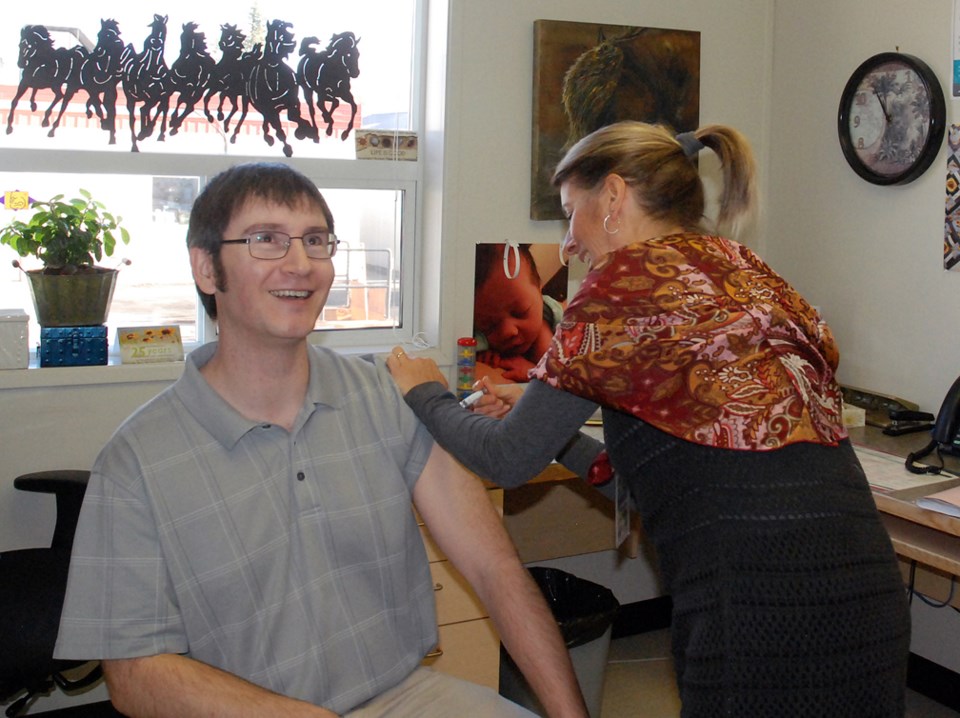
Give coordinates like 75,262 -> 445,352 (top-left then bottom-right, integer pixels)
1,470 -> 98,716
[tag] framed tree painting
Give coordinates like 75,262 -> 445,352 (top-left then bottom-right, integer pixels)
530,20 -> 700,220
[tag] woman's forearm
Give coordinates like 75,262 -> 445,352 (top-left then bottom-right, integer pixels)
403,379 -> 598,486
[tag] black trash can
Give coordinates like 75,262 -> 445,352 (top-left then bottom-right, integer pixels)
499,567 -> 620,717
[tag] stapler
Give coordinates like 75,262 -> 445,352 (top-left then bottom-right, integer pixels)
840,385 -> 921,430
882,409 -> 935,436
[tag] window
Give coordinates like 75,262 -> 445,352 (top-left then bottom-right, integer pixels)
0,0 -> 423,354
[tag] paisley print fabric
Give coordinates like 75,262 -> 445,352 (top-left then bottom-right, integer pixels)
531,233 -> 847,450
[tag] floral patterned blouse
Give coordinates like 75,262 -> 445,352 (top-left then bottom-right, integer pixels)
531,233 -> 847,450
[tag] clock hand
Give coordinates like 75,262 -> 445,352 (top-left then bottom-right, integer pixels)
873,89 -> 891,122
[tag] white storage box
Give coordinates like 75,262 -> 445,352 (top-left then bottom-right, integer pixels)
0,308 -> 28,369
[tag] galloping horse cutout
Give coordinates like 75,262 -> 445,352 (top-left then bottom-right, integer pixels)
74,19 -> 126,145
43,18 -> 126,145
6,25 -> 85,137
237,19 -> 317,157
169,22 -> 215,135
7,15 -> 363,156
203,24 -> 258,135
296,32 -> 360,141
120,13 -> 172,152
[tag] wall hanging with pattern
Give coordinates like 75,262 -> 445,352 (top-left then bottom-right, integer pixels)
945,125 -> 960,270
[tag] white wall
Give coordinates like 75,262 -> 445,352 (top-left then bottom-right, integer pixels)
1,372 -> 177,551
767,0 -> 960,674
425,0 -> 775,618
435,0 -> 773,344
768,0 -> 960,414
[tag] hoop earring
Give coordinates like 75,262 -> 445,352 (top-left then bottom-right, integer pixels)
603,214 -> 621,235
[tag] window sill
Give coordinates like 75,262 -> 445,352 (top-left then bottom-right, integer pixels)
0,341 -> 449,391
0,359 -> 185,390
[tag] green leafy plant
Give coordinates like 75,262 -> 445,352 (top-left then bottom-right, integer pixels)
0,189 -> 130,273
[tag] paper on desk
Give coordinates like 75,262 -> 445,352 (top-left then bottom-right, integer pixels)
853,446 -> 955,493
916,485 -> 960,517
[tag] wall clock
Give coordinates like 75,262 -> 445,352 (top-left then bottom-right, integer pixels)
837,52 -> 946,185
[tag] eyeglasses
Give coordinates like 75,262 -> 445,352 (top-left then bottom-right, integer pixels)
221,230 -> 339,260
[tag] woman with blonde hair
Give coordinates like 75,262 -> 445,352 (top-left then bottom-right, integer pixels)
389,121 -> 909,716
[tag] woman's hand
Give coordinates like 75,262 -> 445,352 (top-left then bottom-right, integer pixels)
386,345 -> 449,395
477,350 -> 536,383
470,376 -> 526,419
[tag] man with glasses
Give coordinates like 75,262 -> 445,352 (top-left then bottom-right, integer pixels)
54,162 -> 587,718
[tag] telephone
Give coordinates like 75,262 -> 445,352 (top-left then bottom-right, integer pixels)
905,375 -> 960,474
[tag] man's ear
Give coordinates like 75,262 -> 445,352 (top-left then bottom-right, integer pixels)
190,247 -> 218,294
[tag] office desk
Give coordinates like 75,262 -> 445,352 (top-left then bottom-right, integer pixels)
500,463 -> 642,563
502,428 -> 960,580
850,427 -> 960,578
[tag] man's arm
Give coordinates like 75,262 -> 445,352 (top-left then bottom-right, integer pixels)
413,444 -> 589,718
102,654 -> 338,718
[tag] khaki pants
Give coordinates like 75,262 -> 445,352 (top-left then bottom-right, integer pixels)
346,667 -> 536,718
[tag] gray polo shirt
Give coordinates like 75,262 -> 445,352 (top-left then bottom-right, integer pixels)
55,342 -> 437,714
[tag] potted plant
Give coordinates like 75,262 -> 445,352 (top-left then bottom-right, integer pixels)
0,189 -> 130,327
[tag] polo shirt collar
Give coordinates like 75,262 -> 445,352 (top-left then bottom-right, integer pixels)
175,342 -> 343,449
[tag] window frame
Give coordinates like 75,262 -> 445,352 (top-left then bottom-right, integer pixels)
0,0 -> 429,362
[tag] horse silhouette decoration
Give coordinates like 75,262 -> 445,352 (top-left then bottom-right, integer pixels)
6,25 -> 86,137
7,15 -> 363,156
236,19 -> 318,157
296,31 -> 361,141
120,13 -> 172,152
203,24 -> 259,136
169,22 -> 215,135
41,18 -> 127,146
72,19 -> 126,145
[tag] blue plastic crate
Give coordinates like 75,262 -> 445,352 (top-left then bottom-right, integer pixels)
39,325 -> 108,367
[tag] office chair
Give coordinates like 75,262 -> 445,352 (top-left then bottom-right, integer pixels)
0,470 -> 106,717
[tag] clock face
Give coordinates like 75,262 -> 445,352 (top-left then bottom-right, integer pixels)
847,60 -> 932,175
838,53 -> 945,185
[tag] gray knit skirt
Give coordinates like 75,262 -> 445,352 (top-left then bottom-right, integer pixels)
603,411 -> 909,718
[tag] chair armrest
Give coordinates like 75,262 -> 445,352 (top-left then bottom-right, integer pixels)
14,470 -> 91,495
13,470 -> 91,550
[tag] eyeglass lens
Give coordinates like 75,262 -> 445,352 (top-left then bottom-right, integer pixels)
247,231 -> 337,259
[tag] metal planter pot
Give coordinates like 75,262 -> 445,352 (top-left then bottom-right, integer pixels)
26,267 -> 118,327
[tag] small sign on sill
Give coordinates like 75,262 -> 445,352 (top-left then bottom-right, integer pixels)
355,130 -> 418,161
117,326 -> 184,364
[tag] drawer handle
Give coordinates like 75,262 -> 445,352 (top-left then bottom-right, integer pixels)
425,647 -> 443,658
433,582 -> 443,592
